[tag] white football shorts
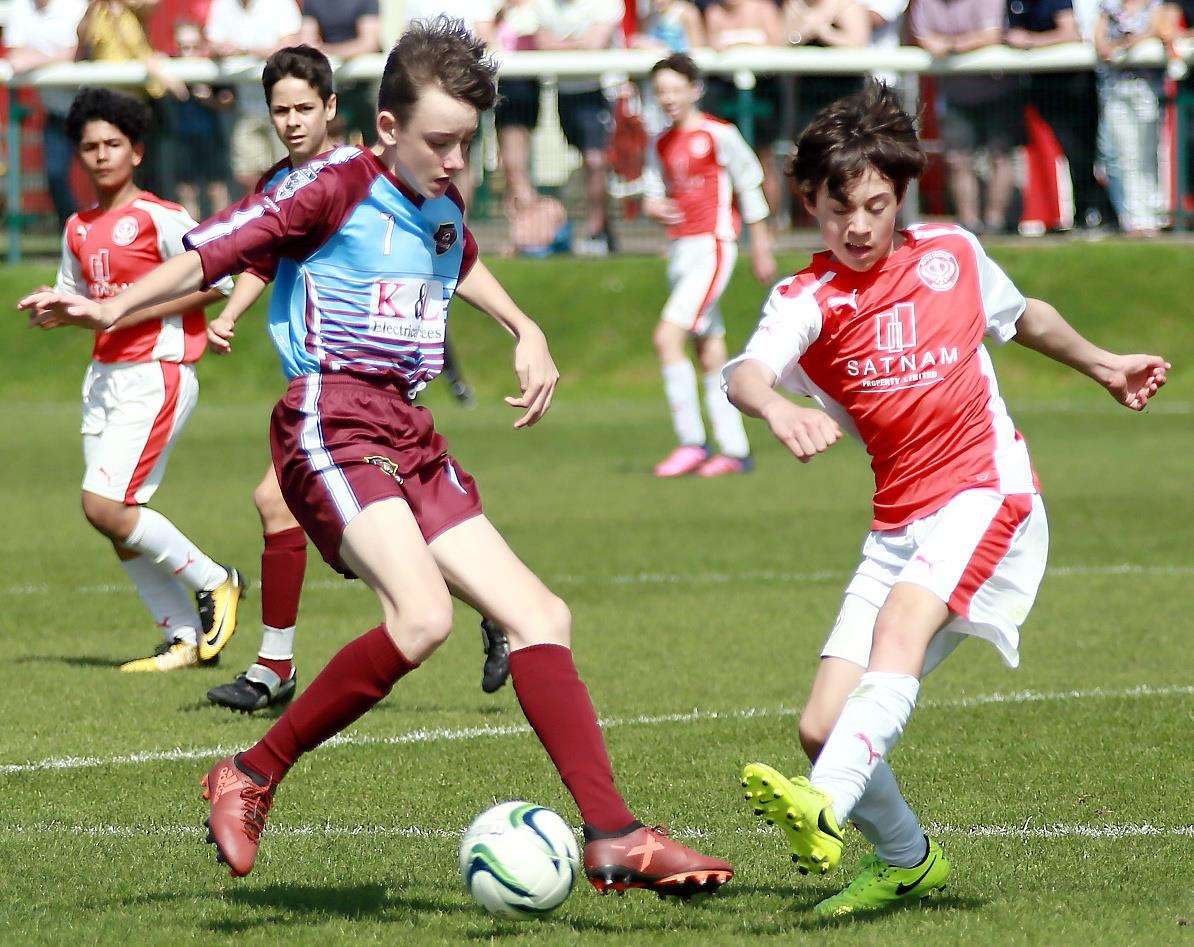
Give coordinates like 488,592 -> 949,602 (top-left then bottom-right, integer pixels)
80,359 -> 199,505
822,487 -> 1049,672
661,235 -> 737,337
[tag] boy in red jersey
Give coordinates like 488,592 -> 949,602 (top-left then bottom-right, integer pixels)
643,53 -> 776,478
725,82 -> 1169,918
22,20 -> 733,896
31,88 -> 244,673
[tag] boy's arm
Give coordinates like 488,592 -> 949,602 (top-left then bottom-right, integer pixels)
454,257 -> 559,429
722,284 -> 841,462
719,127 -> 777,284
725,360 -> 842,463
20,251 -> 208,331
107,287 -> 230,332
207,272 -> 269,354
1013,297 -> 1169,410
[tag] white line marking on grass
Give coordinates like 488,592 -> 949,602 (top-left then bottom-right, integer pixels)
3,820 -> 1190,843
5,563 -> 1193,598
1,684 -> 1189,776
928,821 -> 1194,840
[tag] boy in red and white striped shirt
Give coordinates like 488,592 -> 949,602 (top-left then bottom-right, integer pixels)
642,53 -> 776,478
725,81 -> 1169,918
35,88 -> 243,673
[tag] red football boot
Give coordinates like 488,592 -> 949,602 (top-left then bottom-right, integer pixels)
200,756 -> 275,877
583,824 -> 734,898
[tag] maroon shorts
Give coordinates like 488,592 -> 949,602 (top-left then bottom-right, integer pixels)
269,373 -> 483,577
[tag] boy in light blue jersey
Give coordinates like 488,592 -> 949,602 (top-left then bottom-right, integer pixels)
23,17 -> 734,895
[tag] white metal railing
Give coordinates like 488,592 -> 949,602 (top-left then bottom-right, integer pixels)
1,39 -> 1189,88
4,40 -> 1194,263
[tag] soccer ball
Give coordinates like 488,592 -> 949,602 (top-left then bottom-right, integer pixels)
459,801 -> 579,918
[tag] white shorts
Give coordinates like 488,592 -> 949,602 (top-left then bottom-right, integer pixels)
822,488 -> 1049,672
661,235 -> 737,337
80,360 -> 199,505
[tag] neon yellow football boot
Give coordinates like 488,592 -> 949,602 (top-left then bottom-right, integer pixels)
120,639 -> 210,672
196,566 -> 246,661
740,762 -> 844,874
813,838 -> 950,919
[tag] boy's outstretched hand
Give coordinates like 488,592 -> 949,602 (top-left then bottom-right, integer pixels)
1102,354 -> 1170,411
19,289 -> 114,331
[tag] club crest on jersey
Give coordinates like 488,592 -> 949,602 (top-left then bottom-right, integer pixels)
363,454 -> 404,483
275,167 -> 318,202
111,215 -> 139,247
688,135 -> 711,158
875,303 -> 916,352
433,222 -> 458,255
917,249 -> 959,292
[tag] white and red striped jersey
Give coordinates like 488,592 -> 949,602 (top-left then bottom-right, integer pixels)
643,112 -> 769,240
55,192 -> 231,364
725,224 -> 1038,529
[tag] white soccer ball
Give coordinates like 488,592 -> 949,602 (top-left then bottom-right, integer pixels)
459,801 -> 580,918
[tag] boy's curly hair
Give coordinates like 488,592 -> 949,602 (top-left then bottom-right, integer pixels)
66,87 -> 151,146
789,80 -> 926,203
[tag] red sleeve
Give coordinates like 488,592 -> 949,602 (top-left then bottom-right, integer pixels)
183,152 -> 375,287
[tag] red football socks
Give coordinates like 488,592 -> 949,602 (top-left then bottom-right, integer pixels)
510,643 -> 636,833
239,624 -> 415,784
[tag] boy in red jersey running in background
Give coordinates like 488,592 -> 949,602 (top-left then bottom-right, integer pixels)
203,45 -> 510,714
22,19 -> 733,896
643,53 -> 776,478
29,88 -> 244,673
724,82 -> 1168,918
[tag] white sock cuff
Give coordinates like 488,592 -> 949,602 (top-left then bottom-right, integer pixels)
662,359 -> 698,384
258,625 -> 296,661
124,509 -> 148,547
856,671 -> 920,702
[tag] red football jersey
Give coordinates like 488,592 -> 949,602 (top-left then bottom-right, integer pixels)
728,224 -> 1038,529
56,193 -> 212,364
645,113 -> 769,240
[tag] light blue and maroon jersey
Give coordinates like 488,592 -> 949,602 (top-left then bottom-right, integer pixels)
185,145 -> 478,395
255,156 -> 293,196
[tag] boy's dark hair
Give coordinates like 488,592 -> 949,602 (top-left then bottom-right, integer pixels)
65,87 -> 151,146
650,52 -> 702,84
789,81 -> 925,203
263,45 -> 335,104
378,16 -> 498,125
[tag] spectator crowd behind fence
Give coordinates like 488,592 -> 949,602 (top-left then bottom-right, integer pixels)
4,0 -> 1194,262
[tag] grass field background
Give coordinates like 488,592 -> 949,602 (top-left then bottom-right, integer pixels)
1,243 -> 1191,944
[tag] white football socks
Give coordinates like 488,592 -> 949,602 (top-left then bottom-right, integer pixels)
119,555 -> 201,646
810,671 -> 920,825
661,360 -> 706,447
258,624 -> 296,661
703,371 -> 750,458
123,507 -> 226,592
849,758 -> 927,868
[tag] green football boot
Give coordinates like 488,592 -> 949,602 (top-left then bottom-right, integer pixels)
813,838 -> 950,919
740,762 -> 844,875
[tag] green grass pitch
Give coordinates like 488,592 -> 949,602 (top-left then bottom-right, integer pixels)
1,243 -> 1191,944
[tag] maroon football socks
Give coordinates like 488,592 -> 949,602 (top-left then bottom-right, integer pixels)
510,643 -> 637,833
256,526 -> 307,680
239,624 -> 415,784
